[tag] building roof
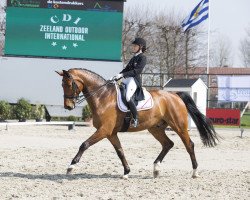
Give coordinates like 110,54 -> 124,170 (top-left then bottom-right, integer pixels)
165,78 -> 199,88
209,67 -> 250,74
45,105 -> 83,117
174,67 -> 250,75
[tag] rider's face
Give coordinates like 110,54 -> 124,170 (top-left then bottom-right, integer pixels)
131,44 -> 140,53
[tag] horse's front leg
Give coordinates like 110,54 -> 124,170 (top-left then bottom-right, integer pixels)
108,134 -> 130,179
67,128 -> 107,174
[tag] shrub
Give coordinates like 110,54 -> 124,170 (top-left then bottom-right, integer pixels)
32,104 -> 44,121
14,98 -> 32,122
67,115 -> 78,121
0,100 -> 11,121
82,104 -> 92,121
51,117 -> 60,121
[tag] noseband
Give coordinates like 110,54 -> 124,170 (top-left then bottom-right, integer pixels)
63,74 -> 82,101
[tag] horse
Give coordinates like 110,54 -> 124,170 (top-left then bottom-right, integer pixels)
56,68 -> 219,179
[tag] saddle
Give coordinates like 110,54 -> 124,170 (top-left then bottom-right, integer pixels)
115,82 -> 154,132
115,83 -> 154,112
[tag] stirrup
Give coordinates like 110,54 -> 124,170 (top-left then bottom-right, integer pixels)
131,118 -> 139,128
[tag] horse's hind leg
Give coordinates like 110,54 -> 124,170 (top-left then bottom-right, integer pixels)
108,134 -> 130,179
175,129 -> 199,178
148,127 -> 174,178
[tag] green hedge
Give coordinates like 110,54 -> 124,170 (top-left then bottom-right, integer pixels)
0,100 -> 11,121
82,104 -> 92,121
13,98 -> 33,121
0,98 -> 93,122
67,115 -> 78,121
32,104 -> 44,120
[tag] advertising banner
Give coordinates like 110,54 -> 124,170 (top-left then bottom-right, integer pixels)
217,76 -> 250,102
5,7 -> 123,61
7,0 -> 124,12
206,108 -> 241,126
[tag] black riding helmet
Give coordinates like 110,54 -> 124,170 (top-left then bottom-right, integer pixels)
132,38 -> 147,52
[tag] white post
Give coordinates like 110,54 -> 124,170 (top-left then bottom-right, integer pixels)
241,102 -> 250,117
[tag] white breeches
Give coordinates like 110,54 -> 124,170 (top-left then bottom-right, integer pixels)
122,77 -> 137,102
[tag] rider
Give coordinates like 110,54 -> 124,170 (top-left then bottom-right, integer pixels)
114,37 -> 147,128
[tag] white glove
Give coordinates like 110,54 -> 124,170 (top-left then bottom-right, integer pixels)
113,73 -> 123,80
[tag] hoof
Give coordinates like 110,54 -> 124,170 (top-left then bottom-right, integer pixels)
153,162 -> 161,178
192,174 -> 201,178
122,174 -> 129,180
153,170 -> 160,178
66,164 -> 75,175
191,169 -> 200,178
66,168 -> 73,175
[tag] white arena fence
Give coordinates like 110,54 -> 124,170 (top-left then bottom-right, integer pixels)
0,121 -> 90,131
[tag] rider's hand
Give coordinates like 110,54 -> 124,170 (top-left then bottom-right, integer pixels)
113,73 -> 123,80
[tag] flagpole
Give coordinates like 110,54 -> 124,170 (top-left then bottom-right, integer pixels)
206,0 -> 211,74
206,0 -> 211,108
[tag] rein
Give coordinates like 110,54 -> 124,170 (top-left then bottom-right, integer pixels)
76,80 -> 114,104
64,73 -> 115,104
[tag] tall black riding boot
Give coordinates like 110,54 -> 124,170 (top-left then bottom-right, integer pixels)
128,99 -> 138,127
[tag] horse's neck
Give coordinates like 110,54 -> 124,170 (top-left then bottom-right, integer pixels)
80,74 -> 105,90
79,72 -> 107,112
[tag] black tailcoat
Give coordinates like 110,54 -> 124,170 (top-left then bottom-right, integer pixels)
120,53 -> 146,101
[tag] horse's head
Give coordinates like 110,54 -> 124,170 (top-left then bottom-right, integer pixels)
56,70 -> 84,110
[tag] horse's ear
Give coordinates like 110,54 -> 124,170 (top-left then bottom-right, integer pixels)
62,70 -> 71,78
55,71 -> 63,76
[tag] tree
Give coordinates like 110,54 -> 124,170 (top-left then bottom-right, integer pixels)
145,11 -> 206,86
239,26 -> 250,67
122,7 -> 207,88
210,34 -> 233,67
181,28 -> 207,78
0,5 -> 5,56
122,5 -> 153,65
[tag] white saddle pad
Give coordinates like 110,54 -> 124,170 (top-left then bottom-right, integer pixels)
115,83 -> 154,112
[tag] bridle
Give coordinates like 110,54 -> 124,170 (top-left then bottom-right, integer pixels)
63,73 -> 82,101
63,73 -> 114,104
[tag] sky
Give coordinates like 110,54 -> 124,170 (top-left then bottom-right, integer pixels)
124,0 -> 250,67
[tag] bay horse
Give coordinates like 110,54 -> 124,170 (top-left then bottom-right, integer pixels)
56,68 -> 219,179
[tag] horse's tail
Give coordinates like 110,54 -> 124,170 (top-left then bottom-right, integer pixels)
176,92 -> 219,147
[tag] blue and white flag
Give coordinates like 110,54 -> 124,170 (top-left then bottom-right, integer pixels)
182,0 -> 209,32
